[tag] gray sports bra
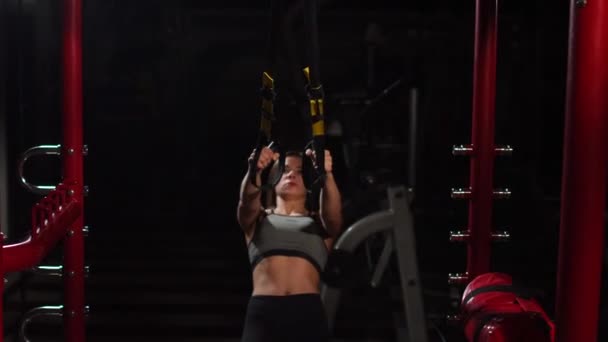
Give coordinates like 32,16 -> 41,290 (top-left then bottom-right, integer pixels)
247,211 -> 329,274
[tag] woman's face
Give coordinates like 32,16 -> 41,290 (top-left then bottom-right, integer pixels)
275,155 -> 307,199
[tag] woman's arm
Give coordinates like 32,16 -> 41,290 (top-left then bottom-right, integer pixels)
237,170 -> 262,234
237,147 -> 277,234
309,149 -> 343,237
320,171 -> 343,237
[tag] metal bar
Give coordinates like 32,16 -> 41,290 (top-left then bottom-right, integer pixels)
0,233 -> 4,339
18,305 -> 89,342
492,188 -> 511,199
408,88 -> 418,190
449,230 -> 470,242
17,145 -> 61,195
555,1 -> 608,341
452,144 -> 474,156
333,211 -> 394,250
322,210 -> 393,330
451,188 -> 472,199
448,273 -> 469,285
466,0 -> 498,279
491,230 -> 510,242
32,265 -> 63,277
62,0 -> 85,340
19,305 -> 64,342
494,145 -> 513,156
388,186 -> 428,342
453,145 -> 512,157
370,232 -> 393,288
321,187 -> 428,342
450,230 -> 509,242
2,199 -> 81,272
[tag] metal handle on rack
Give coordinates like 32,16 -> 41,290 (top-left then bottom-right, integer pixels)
495,145 -> 513,156
30,265 -> 90,278
448,273 -> 469,285
19,305 -> 90,342
19,305 -> 63,342
452,144 -> 474,156
451,188 -> 472,199
449,230 -> 470,242
452,145 -> 514,157
18,145 -> 61,195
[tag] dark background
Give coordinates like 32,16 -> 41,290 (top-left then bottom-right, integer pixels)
1,0 -> 605,341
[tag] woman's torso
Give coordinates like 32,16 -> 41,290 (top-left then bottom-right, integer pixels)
250,256 -> 321,295
246,212 -> 329,296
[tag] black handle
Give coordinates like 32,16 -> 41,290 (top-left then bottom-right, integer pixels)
248,141 -> 282,189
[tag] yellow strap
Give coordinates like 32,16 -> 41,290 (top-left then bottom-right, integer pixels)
302,66 -> 310,83
309,99 -> 325,136
262,71 -> 274,87
312,120 -> 325,136
304,66 -> 325,136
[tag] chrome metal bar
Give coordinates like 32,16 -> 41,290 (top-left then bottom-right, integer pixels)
491,230 -> 510,242
495,145 -> 513,156
19,305 -> 63,342
450,230 -> 509,243
448,272 -> 469,285
29,265 -> 90,278
451,188 -> 472,199
493,188 -> 511,199
449,230 -> 470,242
18,145 -> 61,195
19,305 -> 90,342
32,265 -> 63,277
452,144 -> 474,156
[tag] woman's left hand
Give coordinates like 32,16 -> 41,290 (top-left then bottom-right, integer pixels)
305,149 -> 333,173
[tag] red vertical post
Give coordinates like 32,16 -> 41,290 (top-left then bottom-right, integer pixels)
555,1 -> 608,341
0,233 -> 4,341
62,0 -> 85,341
467,0 -> 498,279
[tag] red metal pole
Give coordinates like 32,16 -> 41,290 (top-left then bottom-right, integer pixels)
62,0 -> 85,341
467,0 -> 498,279
0,233 -> 4,340
2,200 -> 81,272
555,1 -> 608,341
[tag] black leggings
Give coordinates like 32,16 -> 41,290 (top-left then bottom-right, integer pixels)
241,293 -> 330,342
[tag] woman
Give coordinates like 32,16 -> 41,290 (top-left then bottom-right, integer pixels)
237,145 -> 343,342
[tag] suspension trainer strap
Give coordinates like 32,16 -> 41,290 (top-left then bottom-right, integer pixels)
302,0 -> 326,212
248,0 -> 285,189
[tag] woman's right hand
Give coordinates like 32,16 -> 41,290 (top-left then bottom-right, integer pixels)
249,147 -> 279,172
